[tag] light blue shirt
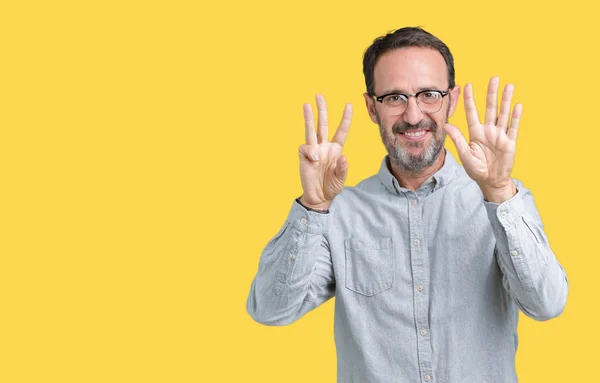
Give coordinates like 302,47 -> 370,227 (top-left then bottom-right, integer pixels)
247,151 -> 568,383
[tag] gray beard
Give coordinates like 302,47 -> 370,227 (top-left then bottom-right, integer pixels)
379,118 -> 446,174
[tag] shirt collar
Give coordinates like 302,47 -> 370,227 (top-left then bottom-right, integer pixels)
377,149 -> 459,195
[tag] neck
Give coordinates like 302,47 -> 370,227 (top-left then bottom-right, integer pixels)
389,150 -> 446,191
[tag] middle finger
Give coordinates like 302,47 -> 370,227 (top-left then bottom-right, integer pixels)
485,77 -> 500,126
316,94 -> 329,143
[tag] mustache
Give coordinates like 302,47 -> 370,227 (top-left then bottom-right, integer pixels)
392,120 -> 437,134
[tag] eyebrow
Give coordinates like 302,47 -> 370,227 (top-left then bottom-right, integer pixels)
379,86 -> 445,95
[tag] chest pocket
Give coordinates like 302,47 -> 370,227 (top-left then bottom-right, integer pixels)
344,237 -> 394,296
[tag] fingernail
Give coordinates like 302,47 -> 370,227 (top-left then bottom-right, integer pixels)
311,154 -> 319,161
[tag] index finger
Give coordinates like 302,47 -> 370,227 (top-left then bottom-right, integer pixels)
303,103 -> 318,146
463,82 -> 482,128
331,103 -> 353,146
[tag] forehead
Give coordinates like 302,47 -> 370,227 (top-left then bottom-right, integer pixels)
373,47 -> 448,93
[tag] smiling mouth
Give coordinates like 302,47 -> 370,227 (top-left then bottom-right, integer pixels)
399,129 -> 431,138
402,130 -> 427,137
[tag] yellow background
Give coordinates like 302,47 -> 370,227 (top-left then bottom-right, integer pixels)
0,0 -> 596,382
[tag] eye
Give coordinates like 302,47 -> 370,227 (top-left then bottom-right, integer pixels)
418,91 -> 442,104
422,91 -> 439,99
384,94 -> 407,105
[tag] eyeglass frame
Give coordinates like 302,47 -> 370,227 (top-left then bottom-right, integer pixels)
372,89 -> 450,115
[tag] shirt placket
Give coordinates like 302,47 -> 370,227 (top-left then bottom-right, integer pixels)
407,191 -> 434,383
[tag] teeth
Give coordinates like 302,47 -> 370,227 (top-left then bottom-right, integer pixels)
404,130 -> 426,137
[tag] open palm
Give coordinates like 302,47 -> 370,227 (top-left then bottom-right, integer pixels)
444,77 -> 522,201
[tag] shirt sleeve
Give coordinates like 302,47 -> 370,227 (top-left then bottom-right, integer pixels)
484,179 -> 569,321
246,199 -> 336,326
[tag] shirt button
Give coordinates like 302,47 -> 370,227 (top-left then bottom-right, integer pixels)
411,199 -> 417,205
420,329 -> 428,336
424,375 -> 432,382
300,218 -> 307,225
290,254 -> 296,260
413,239 -> 420,246
510,250 -> 519,256
416,284 -> 424,292
500,211 -> 508,218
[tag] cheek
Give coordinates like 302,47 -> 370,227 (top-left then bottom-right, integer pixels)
381,121 -> 396,138
431,113 -> 447,131
380,114 -> 402,130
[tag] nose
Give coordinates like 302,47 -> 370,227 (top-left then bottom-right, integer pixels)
403,97 -> 424,126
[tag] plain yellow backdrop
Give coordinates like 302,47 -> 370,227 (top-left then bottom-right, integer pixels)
0,0 -> 597,382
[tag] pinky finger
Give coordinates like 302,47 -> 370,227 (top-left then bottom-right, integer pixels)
507,103 -> 523,141
299,144 -> 320,162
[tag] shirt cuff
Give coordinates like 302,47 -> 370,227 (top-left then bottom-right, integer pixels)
288,199 -> 330,235
484,187 -> 526,231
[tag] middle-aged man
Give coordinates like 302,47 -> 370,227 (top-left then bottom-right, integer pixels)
246,27 -> 568,383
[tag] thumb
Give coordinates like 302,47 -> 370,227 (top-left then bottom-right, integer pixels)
333,155 -> 348,182
443,123 -> 469,155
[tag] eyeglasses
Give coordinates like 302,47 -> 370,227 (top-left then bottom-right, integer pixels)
372,89 -> 449,116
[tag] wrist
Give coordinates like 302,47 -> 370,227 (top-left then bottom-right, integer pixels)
298,196 -> 331,212
480,182 -> 517,203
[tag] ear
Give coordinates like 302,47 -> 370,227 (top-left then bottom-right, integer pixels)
363,92 -> 379,124
447,85 -> 461,118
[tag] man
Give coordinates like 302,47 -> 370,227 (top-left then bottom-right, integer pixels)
246,27 -> 568,383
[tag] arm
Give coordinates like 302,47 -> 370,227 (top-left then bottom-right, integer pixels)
485,181 -> 568,320
444,77 -> 568,320
246,201 -> 335,326
247,95 -> 352,325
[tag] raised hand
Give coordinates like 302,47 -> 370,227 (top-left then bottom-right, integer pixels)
298,94 -> 352,211
444,77 -> 522,203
